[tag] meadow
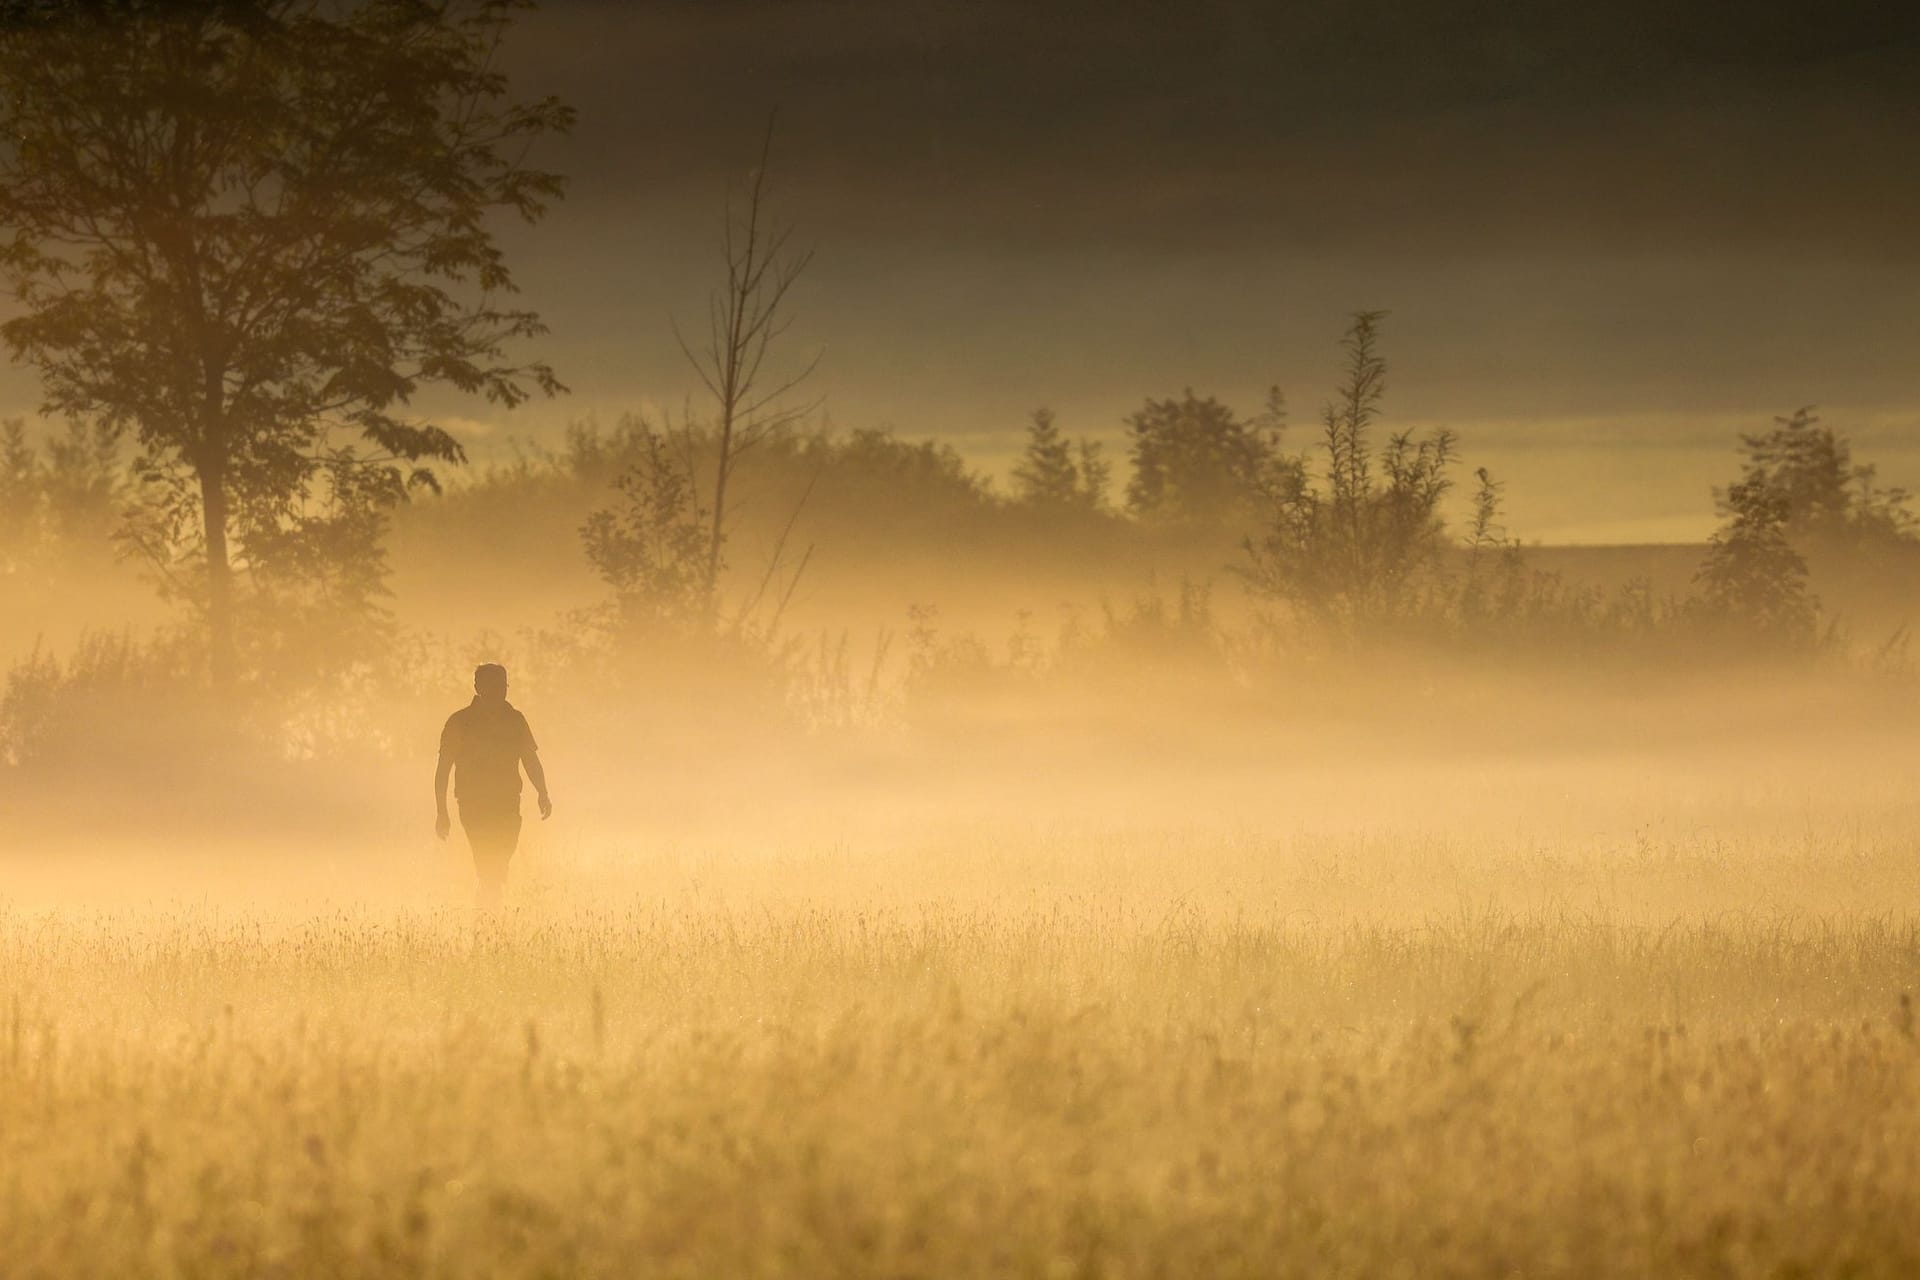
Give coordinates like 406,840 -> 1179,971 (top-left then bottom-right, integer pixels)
6,755 -> 1920,1279
1,5 -> 1916,1273
6,383 -> 1920,1278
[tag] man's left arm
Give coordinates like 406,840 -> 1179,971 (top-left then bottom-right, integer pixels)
521,719 -> 552,820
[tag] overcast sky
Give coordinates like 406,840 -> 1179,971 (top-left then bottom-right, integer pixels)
11,0 -> 1920,541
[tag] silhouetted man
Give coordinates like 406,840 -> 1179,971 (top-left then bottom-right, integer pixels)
435,663 -> 551,907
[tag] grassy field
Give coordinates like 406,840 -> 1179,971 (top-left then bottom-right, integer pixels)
4,815 -> 1919,1279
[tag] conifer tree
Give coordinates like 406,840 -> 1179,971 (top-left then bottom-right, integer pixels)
1011,408 -> 1081,506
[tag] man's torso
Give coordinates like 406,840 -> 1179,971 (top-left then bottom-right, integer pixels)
441,700 -> 536,812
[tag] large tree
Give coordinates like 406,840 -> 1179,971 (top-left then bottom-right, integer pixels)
0,0 -> 570,685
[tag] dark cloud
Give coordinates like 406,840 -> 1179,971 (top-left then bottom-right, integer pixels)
514,0 -> 1920,255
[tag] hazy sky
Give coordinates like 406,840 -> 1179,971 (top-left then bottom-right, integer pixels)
9,0 -> 1920,541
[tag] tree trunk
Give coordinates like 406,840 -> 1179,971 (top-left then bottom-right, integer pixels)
705,427 -> 731,608
199,466 -> 236,688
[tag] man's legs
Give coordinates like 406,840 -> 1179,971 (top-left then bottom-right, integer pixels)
460,806 -> 522,909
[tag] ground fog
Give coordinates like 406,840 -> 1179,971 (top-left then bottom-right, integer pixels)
4,685 -> 1919,1278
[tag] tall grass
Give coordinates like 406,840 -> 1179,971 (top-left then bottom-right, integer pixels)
3,825 -> 1918,1277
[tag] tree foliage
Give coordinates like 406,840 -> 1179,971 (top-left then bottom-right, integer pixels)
1241,312 -> 1458,630
1124,390 -> 1283,525
1693,475 -> 1817,648
579,425 -> 713,636
1686,407 -> 1920,651
238,451 -> 409,676
0,0 -> 571,684
1724,407 -> 1915,550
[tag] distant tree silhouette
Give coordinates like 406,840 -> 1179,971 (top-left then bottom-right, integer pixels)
671,118 -> 819,614
579,424 -> 712,634
0,418 -> 123,574
563,417 -> 997,581
579,120 -> 817,648
1724,407 -> 1916,549
1454,466 -> 1526,625
0,0 -> 570,687
1241,312 -> 1457,630
239,451 -> 407,679
47,423 -> 122,542
0,422 -> 37,559
821,428 -> 986,509
1124,390 -> 1284,525
1012,408 -> 1108,509
1012,408 -> 1076,504
1694,475 -> 1817,647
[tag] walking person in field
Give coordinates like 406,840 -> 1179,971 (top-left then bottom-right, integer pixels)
434,663 -> 552,908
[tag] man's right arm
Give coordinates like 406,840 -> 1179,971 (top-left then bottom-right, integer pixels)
434,714 -> 458,841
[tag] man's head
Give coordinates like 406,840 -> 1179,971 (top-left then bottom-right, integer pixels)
473,663 -> 509,701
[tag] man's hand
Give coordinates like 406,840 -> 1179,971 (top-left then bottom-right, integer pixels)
538,792 -> 553,821
435,810 -> 450,841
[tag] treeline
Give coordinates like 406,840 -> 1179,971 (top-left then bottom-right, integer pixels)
3,311 -> 1919,770
529,311 -> 1920,657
